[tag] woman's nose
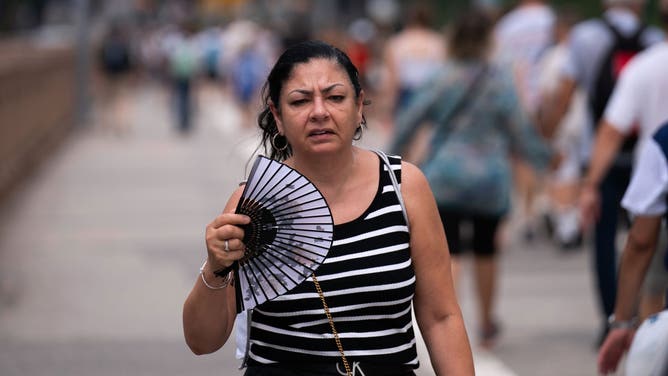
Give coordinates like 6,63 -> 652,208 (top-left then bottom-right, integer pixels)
309,97 -> 329,121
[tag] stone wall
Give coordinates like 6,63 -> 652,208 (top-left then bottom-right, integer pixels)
0,40 -> 76,203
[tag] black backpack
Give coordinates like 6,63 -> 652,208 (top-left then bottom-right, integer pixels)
590,17 -> 647,158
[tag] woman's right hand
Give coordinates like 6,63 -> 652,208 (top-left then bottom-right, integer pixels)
184,211 -> 250,355
205,213 -> 251,273
597,328 -> 634,374
579,183 -> 600,230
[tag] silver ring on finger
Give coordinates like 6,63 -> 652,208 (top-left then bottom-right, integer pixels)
224,239 -> 230,252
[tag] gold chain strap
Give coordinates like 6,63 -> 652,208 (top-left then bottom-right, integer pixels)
311,273 -> 352,376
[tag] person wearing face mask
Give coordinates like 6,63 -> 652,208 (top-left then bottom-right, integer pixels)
182,40 -> 474,376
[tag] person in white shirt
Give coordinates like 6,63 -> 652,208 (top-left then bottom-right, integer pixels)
598,121 -> 668,375
580,0 -> 668,333
541,0 -> 664,347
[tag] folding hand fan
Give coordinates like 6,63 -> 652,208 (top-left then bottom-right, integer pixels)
218,155 -> 333,312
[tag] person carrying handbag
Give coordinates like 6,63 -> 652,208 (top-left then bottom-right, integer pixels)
389,7 -> 555,348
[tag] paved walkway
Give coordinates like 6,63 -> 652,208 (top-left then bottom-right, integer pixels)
0,82 -> 602,375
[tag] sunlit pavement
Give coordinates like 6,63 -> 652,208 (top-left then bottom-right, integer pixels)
0,81 -> 600,376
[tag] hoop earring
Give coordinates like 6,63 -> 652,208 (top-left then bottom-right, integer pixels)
353,125 -> 363,141
271,133 -> 289,151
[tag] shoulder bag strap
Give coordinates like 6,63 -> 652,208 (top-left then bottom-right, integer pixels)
433,63 -> 489,131
422,63 -> 489,164
372,149 -> 410,232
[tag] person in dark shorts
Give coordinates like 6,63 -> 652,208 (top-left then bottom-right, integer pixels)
389,8 -> 554,348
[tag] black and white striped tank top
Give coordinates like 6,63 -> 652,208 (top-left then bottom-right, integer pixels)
247,153 -> 418,368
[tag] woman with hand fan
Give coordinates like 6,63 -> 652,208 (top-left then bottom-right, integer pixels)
183,40 -> 474,376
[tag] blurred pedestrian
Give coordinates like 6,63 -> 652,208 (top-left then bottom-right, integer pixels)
494,0 -> 556,242
580,0 -> 668,336
98,20 -> 134,136
597,121 -> 668,376
494,0 -> 555,117
164,20 -> 202,134
198,24 -> 225,82
223,20 -> 276,129
541,0 -> 664,348
137,22 -> 168,83
380,4 -> 445,127
536,8 -> 587,250
389,7 -> 554,349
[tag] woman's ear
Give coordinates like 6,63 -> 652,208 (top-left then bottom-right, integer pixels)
269,101 -> 284,134
356,90 -> 365,124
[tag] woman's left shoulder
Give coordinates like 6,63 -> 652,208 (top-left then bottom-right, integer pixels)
364,150 -> 428,188
398,160 -> 431,194
398,159 -> 420,176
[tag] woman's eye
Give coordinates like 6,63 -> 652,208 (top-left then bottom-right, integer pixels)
291,99 -> 308,106
329,95 -> 345,102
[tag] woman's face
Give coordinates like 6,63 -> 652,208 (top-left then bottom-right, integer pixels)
270,58 -> 364,157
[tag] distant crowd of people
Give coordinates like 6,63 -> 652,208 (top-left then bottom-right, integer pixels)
379,0 -> 668,374
97,16 -> 282,135
375,0 -> 667,373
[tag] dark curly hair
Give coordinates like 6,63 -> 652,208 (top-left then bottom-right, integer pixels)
257,40 -> 368,161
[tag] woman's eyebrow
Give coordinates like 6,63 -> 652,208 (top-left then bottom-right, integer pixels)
288,83 -> 344,96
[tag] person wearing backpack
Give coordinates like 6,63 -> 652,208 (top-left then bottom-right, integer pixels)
539,0 -> 664,349
582,0 -> 668,327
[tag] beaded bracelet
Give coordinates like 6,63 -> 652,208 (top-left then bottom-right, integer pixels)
199,260 -> 233,290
